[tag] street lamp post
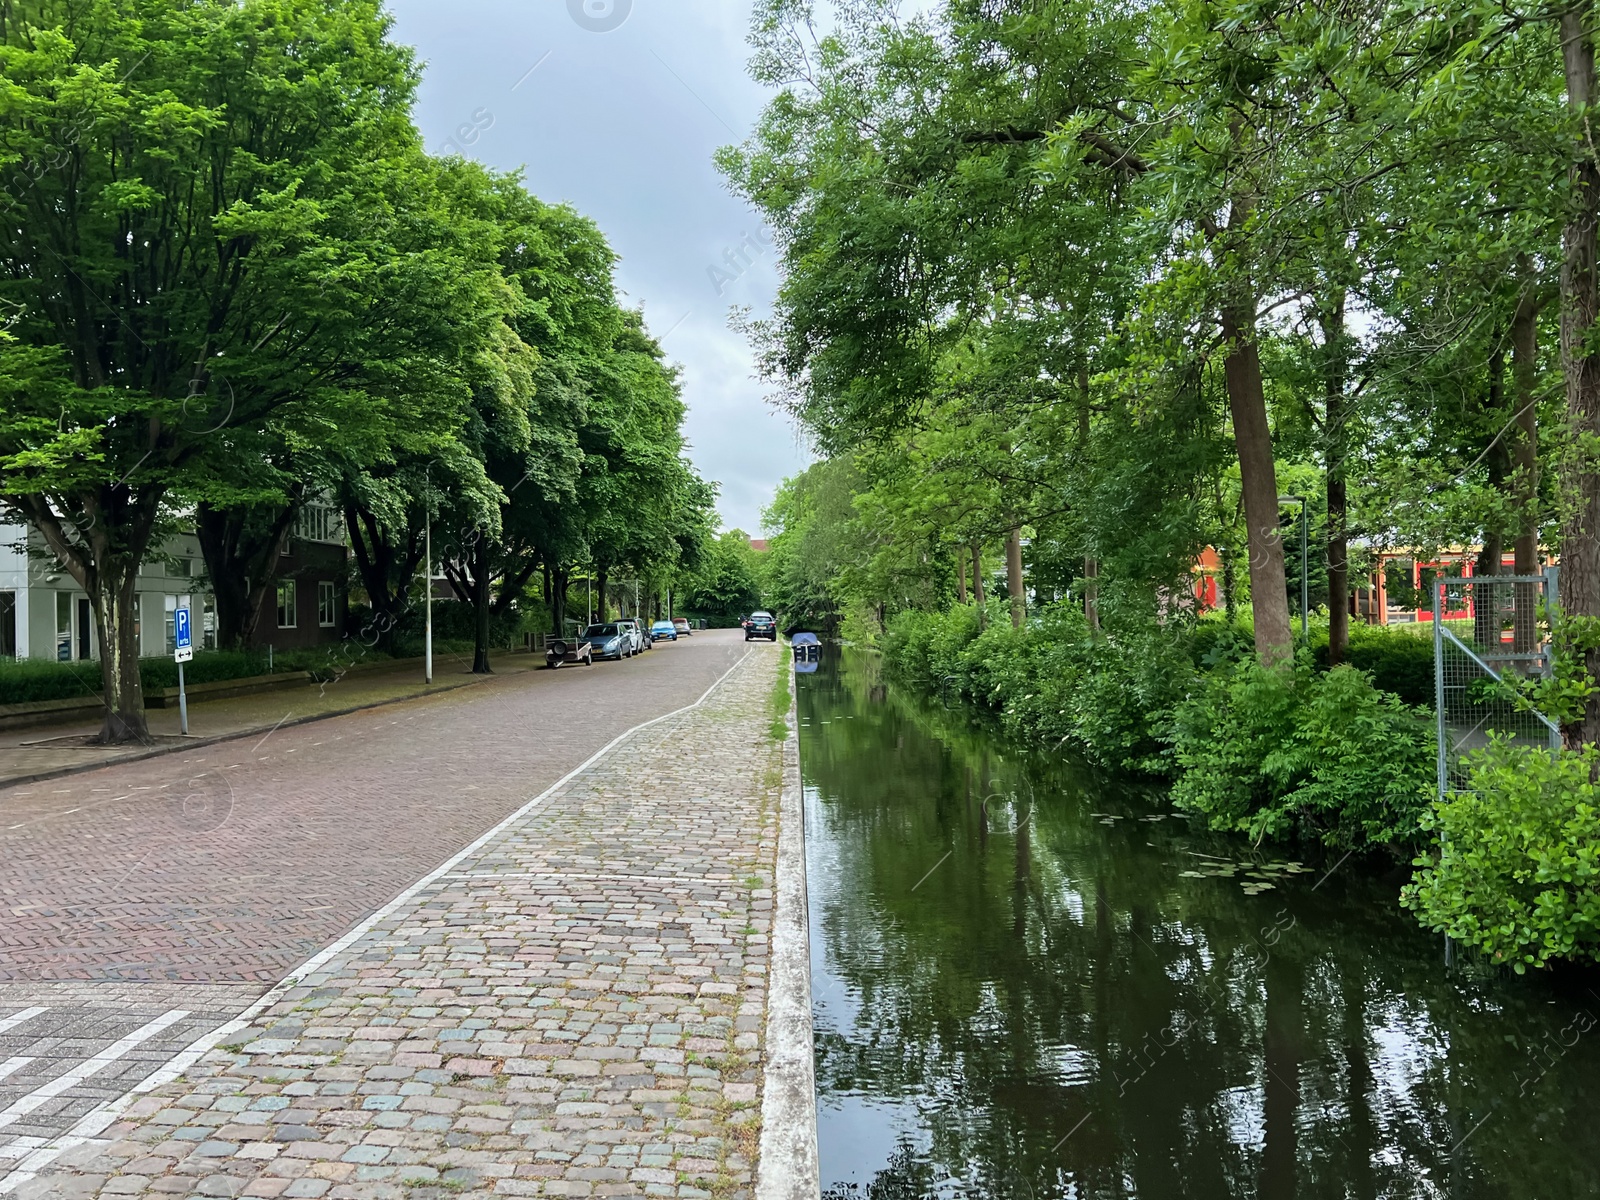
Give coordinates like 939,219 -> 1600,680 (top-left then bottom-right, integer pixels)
1279,494 -> 1308,638
423,469 -> 433,685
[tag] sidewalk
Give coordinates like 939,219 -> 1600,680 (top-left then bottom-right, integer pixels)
9,645 -> 815,1200
0,651 -> 538,790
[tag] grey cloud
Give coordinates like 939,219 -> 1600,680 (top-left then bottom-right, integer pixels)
387,0 -> 811,533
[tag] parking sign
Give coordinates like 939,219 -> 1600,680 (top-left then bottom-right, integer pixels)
174,606 -> 193,663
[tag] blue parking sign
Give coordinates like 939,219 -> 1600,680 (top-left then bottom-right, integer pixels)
175,607 -> 192,652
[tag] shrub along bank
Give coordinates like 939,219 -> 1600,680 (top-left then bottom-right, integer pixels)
884,601 -> 1438,854
883,601 -> 1600,971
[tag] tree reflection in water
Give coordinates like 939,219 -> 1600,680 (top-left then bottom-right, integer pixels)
801,649 -> 1600,1200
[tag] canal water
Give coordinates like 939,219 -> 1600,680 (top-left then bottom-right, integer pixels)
797,649 -> 1600,1199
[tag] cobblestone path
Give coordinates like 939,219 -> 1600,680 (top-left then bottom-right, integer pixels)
0,635 -> 750,985
11,643 -> 789,1200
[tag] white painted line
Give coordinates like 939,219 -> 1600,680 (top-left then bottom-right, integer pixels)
0,1010 -> 188,1133
0,1010 -> 46,1038
0,647 -> 758,1193
0,1058 -> 33,1084
0,1136 -> 46,1160
442,871 -> 736,885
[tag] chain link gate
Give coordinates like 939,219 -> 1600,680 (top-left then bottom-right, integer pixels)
1432,572 -> 1561,802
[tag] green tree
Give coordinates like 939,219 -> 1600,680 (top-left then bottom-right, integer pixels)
0,0 -> 478,740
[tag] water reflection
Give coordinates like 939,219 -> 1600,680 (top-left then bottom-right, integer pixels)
799,649 -> 1600,1199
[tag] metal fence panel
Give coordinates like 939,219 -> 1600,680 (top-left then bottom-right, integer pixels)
1433,575 -> 1559,801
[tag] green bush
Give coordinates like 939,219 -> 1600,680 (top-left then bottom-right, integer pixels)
139,650 -> 277,691
0,650 -> 285,705
1169,656 -> 1435,849
0,657 -> 104,704
886,601 -> 1195,774
1318,623 -> 1435,707
1192,615 -> 1435,707
1403,740 -> 1600,971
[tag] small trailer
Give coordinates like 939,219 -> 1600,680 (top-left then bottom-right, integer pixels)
545,637 -> 594,669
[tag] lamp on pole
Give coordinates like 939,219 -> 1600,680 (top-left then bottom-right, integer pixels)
1279,494 -> 1308,638
423,469 -> 433,685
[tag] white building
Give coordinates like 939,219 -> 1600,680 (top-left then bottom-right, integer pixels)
0,520 -> 217,662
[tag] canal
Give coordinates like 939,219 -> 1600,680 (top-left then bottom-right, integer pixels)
797,649 -> 1600,1199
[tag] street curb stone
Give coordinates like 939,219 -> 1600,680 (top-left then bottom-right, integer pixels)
755,670 -> 820,1199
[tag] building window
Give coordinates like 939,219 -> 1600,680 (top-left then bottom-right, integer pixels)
56,592 -> 72,661
318,581 -> 337,628
0,591 -> 15,658
295,506 -> 342,544
276,580 -> 297,629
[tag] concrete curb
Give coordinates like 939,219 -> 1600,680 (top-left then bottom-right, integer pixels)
757,668 -> 821,1199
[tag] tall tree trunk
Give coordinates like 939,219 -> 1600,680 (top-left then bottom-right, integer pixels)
93,560 -> 147,743
1220,300 -> 1294,666
1221,540 -> 1239,625
1512,273 -> 1542,655
343,498 -> 423,643
1319,294 -> 1351,665
595,566 -> 609,624
1559,7 -> 1600,749
1084,555 -> 1101,633
195,497 -> 300,649
1477,337 -> 1509,648
1078,366 -> 1101,633
11,494 -> 152,743
956,545 -> 968,605
970,541 -> 986,626
551,564 -> 569,634
471,539 -> 493,675
1005,526 -> 1025,629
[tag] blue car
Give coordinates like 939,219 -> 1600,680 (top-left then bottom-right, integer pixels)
650,620 -> 678,641
583,622 -> 633,660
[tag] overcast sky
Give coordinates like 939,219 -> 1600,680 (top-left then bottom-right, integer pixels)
383,0 -> 810,536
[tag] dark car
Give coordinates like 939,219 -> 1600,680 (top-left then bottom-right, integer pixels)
744,611 -> 778,641
650,620 -> 678,641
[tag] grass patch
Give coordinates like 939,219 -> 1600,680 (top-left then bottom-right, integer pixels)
768,651 -> 791,741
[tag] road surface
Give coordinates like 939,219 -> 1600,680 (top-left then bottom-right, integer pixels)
0,631 -> 754,1181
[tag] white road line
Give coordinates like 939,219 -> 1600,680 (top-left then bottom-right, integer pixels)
442,871 -> 736,885
0,1010 -> 188,1134
0,1011 -> 46,1038
0,1059 -> 33,1084
0,646 -> 761,1194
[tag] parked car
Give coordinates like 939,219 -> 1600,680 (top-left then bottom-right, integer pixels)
744,611 -> 778,641
618,618 -> 649,653
671,617 -> 692,636
650,620 -> 678,641
583,622 -> 633,660
545,635 -> 594,669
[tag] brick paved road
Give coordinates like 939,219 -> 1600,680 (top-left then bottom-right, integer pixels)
0,633 -> 762,1186
0,634 -> 749,984
12,642 -> 787,1199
